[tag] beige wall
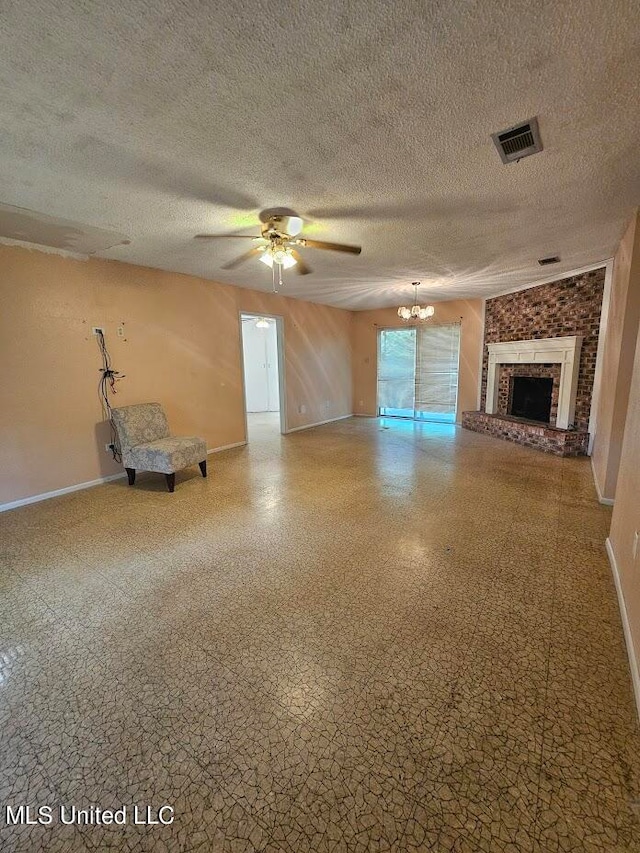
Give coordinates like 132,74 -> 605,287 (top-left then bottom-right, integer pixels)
607,213 -> 640,711
0,244 -> 352,505
609,317 -> 640,706
592,211 -> 640,500
351,300 -> 484,419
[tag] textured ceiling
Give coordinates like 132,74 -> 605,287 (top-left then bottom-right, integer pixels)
0,0 -> 638,310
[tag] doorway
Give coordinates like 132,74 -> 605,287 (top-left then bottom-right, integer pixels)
240,313 -> 286,439
377,324 -> 461,423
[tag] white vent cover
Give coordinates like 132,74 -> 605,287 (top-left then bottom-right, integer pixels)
491,117 -> 543,164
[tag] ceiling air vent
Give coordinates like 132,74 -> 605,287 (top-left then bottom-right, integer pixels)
491,117 -> 543,164
538,255 -> 560,266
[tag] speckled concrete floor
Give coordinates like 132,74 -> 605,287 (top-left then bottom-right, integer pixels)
1,417 -> 639,852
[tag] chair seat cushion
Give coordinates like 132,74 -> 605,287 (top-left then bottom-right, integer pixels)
127,436 -> 207,474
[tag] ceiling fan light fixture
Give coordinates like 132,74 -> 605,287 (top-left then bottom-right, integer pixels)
287,216 -> 303,237
262,245 -> 297,269
280,250 -> 298,269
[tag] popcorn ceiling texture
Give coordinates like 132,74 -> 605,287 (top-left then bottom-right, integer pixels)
0,1 -> 638,308
480,268 -> 606,432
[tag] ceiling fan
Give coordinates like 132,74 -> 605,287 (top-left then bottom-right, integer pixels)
194,209 -> 362,277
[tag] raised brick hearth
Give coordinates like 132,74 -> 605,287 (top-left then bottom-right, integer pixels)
462,411 -> 589,456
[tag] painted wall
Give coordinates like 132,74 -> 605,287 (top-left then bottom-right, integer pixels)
351,300 -> 484,420
609,303 -> 640,714
0,244 -> 352,505
592,212 -> 640,501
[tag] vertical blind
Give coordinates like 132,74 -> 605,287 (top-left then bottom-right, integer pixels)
415,324 -> 460,421
377,328 -> 417,419
377,324 -> 460,422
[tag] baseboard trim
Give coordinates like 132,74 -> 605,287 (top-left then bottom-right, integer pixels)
606,537 -> 640,724
207,440 -> 247,454
353,413 -> 377,418
591,456 -> 615,505
285,414 -> 353,434
0,472 -> 127,513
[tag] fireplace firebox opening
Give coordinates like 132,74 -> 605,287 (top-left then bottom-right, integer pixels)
509,376 -> 553,424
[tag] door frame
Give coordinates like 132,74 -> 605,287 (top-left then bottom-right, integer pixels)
239,311 -> 287,438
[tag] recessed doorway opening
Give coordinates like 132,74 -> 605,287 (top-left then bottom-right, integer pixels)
240,313 -> 286,440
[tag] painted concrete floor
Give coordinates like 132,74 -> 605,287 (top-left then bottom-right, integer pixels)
1,417 -> 639,852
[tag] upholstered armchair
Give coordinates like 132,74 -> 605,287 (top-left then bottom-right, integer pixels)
111,403 -> 207,492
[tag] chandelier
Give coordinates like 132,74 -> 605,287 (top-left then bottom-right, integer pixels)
397,281 -> 434,321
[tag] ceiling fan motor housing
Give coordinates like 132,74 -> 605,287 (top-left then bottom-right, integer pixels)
261,215 -> 302,239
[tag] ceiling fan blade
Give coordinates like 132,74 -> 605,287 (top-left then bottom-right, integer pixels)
221,246 -> 264,270
195,233 -> 262,240
290,249 -> 312,275
295,238 -> 361,255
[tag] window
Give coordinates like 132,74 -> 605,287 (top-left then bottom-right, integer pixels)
377,324 -> 460,423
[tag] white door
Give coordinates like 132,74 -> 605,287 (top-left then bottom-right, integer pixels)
242,321 -> 270,412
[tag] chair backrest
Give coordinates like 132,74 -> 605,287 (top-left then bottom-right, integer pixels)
111,403 -> 170,452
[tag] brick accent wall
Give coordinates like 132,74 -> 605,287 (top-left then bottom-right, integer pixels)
481,269 -> 605,432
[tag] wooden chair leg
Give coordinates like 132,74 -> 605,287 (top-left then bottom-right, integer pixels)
126,467 -> 136,486
199,460 -> 207,478
165,473 -> 175,493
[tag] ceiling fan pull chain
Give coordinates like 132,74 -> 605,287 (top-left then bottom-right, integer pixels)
272,262 -> 277,293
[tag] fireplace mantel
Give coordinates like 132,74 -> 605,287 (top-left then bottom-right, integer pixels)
485,336 -> 583,430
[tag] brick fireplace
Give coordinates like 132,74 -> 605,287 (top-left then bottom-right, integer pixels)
502,367 -> 559,423
463,268 -> 605,456
509,376 -> 553,422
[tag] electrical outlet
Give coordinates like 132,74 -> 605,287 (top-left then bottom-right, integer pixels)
117,326 -> 125,337
633,530 -> 639,561
92,326 -> 105,336
298,404 -> 306,415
